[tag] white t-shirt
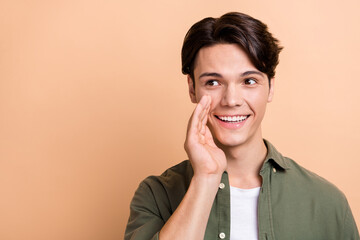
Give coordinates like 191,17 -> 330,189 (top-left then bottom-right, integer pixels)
230,186 -> 260,240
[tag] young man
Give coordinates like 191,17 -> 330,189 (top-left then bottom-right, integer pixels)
125,12 -> 359,240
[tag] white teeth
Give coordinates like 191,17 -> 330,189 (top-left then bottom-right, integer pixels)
218,115 -> 248,122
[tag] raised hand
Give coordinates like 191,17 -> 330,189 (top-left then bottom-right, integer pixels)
159,95 -> 227,240
184,95 -> 227,177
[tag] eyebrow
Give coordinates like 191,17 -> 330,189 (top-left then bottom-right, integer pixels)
199,70 -> 263,79
240,70 -> 263,77
199,72 -> 222,79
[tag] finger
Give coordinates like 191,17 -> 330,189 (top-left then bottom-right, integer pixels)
199,96 -> 211,134
198,97 -> 211,134
198,96 -> 210,120
199,103 -> 210,136
187,95 -> 209,135
204,125 -> 217,147
199,96 -> 210,120
201,97 -> 211,126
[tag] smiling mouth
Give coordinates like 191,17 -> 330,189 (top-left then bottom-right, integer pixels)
215,115 -> 250,123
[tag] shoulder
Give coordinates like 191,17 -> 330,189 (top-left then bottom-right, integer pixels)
125,161 -> 192,239
141,160 -> 193,190
270,155 -> 359,239
274,155 -> 350,215
134,160 -> 193,213
285,157 -> 346,198
265,139 -> 347,204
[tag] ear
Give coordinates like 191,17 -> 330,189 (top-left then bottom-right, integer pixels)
187,75 -> 197,103
267,78 -> 275,102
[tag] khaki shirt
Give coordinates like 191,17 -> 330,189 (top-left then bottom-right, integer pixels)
125,140 -> 359,240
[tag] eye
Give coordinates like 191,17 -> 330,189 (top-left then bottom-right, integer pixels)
244,78 -> 256,85
206,80 -> 220,86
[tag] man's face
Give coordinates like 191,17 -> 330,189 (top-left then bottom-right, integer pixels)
188,43 -> 274,149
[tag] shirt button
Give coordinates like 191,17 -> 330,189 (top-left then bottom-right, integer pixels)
219,232 -> 226,239
219,183 -> 225,189
273,167 -> 277,173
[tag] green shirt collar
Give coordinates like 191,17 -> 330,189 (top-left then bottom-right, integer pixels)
263,139 -> 290,170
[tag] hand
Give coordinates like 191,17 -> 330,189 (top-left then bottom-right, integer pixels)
184,95 -> 227,177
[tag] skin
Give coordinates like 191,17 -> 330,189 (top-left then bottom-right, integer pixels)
159,43 -> 275,239
189,43 -> 274,188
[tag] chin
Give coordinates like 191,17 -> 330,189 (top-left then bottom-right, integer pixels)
214,134 -> 249,149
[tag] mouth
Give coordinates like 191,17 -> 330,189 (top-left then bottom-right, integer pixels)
215,115 -> 250,123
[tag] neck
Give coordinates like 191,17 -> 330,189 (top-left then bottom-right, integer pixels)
218,130 -> 268,189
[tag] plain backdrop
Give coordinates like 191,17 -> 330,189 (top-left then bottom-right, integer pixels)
1,0 -> 359,239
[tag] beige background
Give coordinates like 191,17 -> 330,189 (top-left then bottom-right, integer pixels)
1,0 -> 359,239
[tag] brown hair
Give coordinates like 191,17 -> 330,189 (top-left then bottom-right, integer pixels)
181,12 -> 283,83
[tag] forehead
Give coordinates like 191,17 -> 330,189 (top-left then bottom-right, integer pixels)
193,43 -> 260,78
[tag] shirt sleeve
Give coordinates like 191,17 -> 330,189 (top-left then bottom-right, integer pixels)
124,181 -> 165,240
342,202 -> 360,240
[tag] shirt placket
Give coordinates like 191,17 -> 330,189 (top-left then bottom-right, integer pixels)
216,172 -> 231,240
258,164 -> 275,240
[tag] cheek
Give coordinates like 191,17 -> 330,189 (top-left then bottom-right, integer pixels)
246,93 -> 269,113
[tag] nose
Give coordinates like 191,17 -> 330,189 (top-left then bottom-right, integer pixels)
221,83 -> 243,107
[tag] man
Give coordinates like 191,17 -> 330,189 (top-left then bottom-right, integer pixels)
125,12 -> 359,240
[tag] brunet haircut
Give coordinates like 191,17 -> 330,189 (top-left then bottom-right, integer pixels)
181,12 -> 283,84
